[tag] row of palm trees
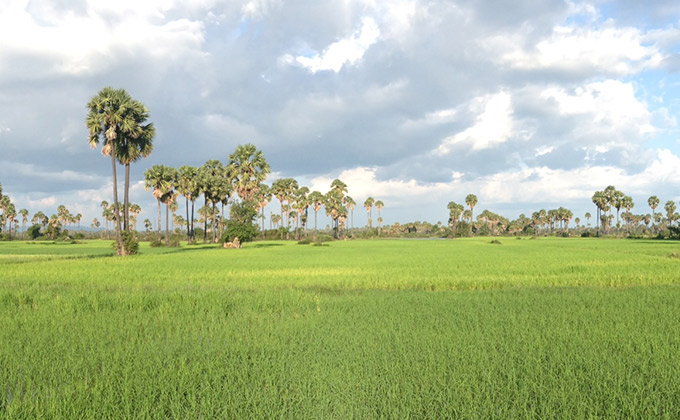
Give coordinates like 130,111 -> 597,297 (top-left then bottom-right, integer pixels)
592,186 -> 680,234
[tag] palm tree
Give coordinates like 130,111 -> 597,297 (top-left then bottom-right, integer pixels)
144,165 -> 176,242
665,200 -> 676,227
343,196 -> 356,231
19,208 -> 28,235
255,183 -> 272,239
465,194 -> 478,222
375,200 -> 385,235
584,212 -> 591,226
177,166 -> 201,243
308,191 -> 325,234
113,100 -> 155,231
293,186 -> 310,239
91,218 -> 101,230
648,196 -> 660,233
228,144 -> 270,203
364,196 -> 375,228
87,87 -> 151,255
447,201 -> 464,230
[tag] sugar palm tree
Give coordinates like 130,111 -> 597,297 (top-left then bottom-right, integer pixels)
648,196 -> 660,232
177,165 -> 200,243
343,195 -> 356,230
19,208 -> 28,235
144,165 -> 177,242
364,196 -> 375,228
255,183 -> 272,239
465,194 -> 478,222
293,186 -> 310,239
665,200 -> 676,227
228,144 -> 270,203
447,201 -> 464,230
374,200 -> 384,235
584,212 -> 591,226
87,87 -> 151,255
308,191 -> 325,234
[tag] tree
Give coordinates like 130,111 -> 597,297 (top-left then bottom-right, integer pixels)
19,208 -> 28,235
308,191 -> 325,234
447,201 -> 464,231
254,183 -> 272,239
228,144 -> 270,203
344,196 -> 356,231
665,200 -> 676,227
293,186 -> 310,239
648,196 -> 660,232
87,87 -> 152,255
465,194 -> 478,223
177,165 -> 200,243
364,196 -> 375,228
144,165 -> 177,243
584,212 -> 591,226
271,178 -> 298,239
375,200 -> 385,235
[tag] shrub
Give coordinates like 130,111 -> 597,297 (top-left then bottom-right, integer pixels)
454,222 -> 472,238
298,238 -> 312,245
490,239 -> 502,245
26,224 -> 42,240
121,231 -> 139,255
149,238 -> 164,248
221,220 -> 258,244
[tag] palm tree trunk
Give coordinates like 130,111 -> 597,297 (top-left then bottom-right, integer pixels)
157,198 -> 162,242
185,197 -> 190,242
212,203 -> 217,243
110,152 -> 125,255
165,203 -> 169,246
124,163 -> 130,231
190,200 -> 195,242
203,197 -> 208,243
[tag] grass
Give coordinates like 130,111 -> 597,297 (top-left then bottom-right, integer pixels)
1,237 -> 679,418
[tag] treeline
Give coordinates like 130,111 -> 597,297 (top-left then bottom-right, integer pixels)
142,146 -> 386,245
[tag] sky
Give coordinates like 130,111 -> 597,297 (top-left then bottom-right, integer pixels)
1,0 -> 680,228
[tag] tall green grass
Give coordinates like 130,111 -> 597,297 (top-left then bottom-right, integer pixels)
1,238 -> 679,418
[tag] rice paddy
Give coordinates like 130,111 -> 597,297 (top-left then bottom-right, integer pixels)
1,238 -> 679,419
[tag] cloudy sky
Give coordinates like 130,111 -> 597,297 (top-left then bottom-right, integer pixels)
1,0 -> 680,228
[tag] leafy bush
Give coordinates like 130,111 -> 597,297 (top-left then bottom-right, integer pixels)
490,239 -> 502,245
298,238 -> 312,245
221,220 -> 258,244
26,224 -> 42,240
454,222 -> 472,238
149,238 -> 164,248
121,231 -> 139,255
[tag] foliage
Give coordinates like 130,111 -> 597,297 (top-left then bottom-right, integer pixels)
26,224 -> 42,240
454,221 -> 472,237
116,231 -> 139,255
221,220 -> 258,244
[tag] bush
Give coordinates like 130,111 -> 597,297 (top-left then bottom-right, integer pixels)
454,222 -> 472,238
26,224 -> 42,240
149,238 -> 164,248
490,239 -> 502,245
298,238 -> 312,245
221,220 -> 258,244
121,231 -> 139,255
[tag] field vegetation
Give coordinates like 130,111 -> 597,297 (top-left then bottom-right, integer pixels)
2,238 -> 680,418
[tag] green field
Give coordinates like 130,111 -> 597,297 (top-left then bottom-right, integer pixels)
2,238 -> 680,419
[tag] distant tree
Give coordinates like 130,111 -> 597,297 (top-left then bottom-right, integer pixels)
375,200 -> 384,235
648,196 -> 660,232
308,191 -> 325,234
144,165 -> 177,242
465,194 -> 478,222
344,195 -> 356,230
665,200 -> 677,227
364,196 -> 375,228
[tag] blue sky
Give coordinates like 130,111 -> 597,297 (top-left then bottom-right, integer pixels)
1,0 -> 680,228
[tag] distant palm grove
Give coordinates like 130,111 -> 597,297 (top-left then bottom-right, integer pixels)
1,87 -> 680,251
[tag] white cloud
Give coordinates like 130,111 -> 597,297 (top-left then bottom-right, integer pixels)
489,24 -> 662,75
282,17 -> 381,73
541,80 -> 655,137
437,92 -> 514,154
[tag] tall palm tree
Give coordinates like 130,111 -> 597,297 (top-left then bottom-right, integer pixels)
343,195 -> 356,230
228,144 -> 270,203
665,200 -> 676,227
648,196 -> 660,233
144,165 -> 177,242
255,183 -> 272,239
364,196 -> 375,228
584,212 -> 591,226
293,186 -> 310,239
177,166 -> 200,243
19,208 -> 28,235
113,100 -> 154,231
87,87 -> 150,255
374,200 -> 384,235
308,191 -> 325,234
447,201 -> 464,230
465,194 -> 478,222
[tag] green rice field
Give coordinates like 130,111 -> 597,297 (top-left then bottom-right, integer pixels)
1,238 -> 680,419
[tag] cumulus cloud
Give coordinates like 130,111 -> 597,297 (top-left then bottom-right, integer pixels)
2,0 -> 680,226
280,17 -> 380,73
